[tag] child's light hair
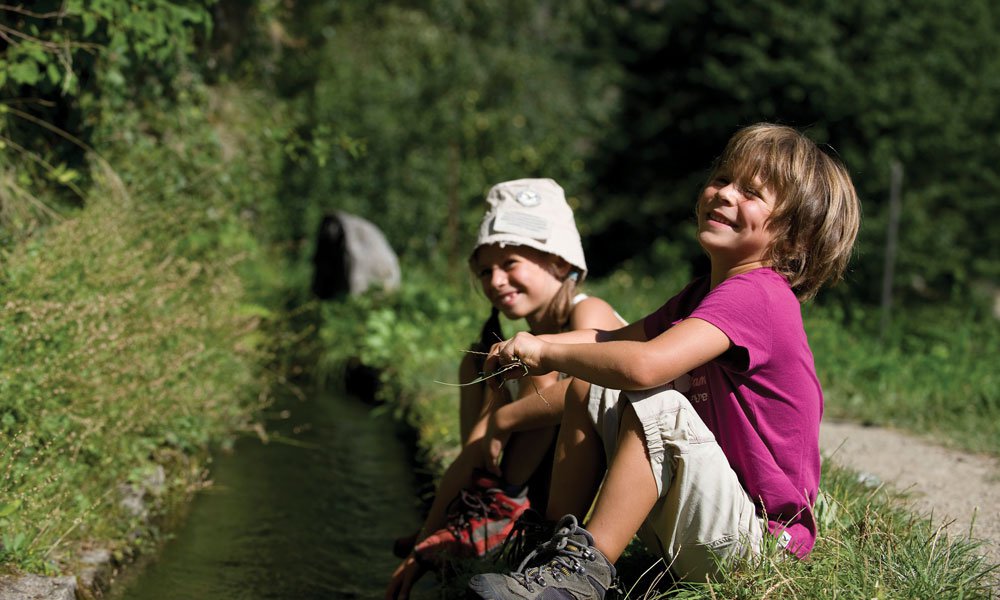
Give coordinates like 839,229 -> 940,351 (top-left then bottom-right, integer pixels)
710,123 -> 861,301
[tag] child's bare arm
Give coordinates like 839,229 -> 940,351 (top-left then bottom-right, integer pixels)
524,318 -> 646,347
498,317 -> 730,390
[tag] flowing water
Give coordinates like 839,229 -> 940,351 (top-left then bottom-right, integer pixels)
111,389 -> 425,599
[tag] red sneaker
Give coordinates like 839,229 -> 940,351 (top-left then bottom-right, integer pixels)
414,473 -> 530,565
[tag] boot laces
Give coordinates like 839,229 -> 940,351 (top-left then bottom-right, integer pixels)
510,523 -> 597,591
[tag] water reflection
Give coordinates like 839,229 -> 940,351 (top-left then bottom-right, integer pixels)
113,389 -> 423,599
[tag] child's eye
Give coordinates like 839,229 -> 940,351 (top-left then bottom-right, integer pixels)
478,267 -> 492,278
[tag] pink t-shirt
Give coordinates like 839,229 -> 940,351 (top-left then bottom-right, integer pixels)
643,268 -> 821,558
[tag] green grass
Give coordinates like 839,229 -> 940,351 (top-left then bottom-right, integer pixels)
807,302 -> 1000,455
0,84 -> 293,575
617,463 -> 997,599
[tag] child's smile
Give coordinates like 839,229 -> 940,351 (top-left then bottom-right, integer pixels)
494,290 -> 520,308
705,210 -> 738,229
697,174 -> 777,278
474,244 -> 564,326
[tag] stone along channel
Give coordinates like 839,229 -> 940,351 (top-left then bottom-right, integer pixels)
111,389 -> 424,599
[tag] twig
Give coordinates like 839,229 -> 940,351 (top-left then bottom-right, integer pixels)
434,361 -> 527,387
437,347 -> 551,408
0,134 -> 86,200
0,4 -> 68,19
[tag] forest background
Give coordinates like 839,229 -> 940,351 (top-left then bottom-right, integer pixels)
0,0 -> 997,597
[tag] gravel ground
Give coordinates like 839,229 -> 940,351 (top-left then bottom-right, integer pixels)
820,420 -> 1000,580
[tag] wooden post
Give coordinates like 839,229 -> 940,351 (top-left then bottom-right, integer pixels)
880,160 -> 903,339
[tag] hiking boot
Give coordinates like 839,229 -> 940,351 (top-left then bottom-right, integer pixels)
467,514 -> 617,600
496,508 -> 555,569
413,472 -> 530,565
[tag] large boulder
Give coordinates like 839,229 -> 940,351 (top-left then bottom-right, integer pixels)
311,211 -> 401,299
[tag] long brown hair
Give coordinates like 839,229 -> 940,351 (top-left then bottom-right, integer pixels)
540,266 -> 580,332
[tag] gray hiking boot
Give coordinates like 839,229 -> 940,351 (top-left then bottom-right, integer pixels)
468,514 -> 616,600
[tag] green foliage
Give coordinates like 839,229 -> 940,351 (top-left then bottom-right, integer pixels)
0,181 -> 257,571
0,0 -> 219,243
0,1 -> 213,95
0,64 -> 294,573
315,268 -> 482,464
276,0 -> 620,266
579,0 -> 1000,304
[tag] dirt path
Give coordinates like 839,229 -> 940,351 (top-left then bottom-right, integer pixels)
820,420 -> 1000,574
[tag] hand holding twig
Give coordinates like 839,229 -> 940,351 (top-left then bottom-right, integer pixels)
485,331 -> 547,380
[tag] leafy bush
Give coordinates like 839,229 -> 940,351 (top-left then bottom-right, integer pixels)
315,267 -> 483,465
0,1 -> 219,223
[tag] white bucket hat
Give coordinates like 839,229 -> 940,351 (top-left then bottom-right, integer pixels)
472,178 -> 587,281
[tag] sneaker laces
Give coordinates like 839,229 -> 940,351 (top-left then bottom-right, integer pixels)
510,517 -> 600,591
443,486 -> 505,537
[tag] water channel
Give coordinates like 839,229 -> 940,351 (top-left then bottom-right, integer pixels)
110,388 -> 427,599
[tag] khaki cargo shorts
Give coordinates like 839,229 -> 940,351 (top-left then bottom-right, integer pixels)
587,383 -> 764,580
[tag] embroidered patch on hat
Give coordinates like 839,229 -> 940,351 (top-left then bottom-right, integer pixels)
492,210 -> 551,240
515,189 -> 541,207
777,531 -> 792,548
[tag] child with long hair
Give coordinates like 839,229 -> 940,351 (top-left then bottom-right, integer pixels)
386,179 -> 625,599
469,123 -> 861,599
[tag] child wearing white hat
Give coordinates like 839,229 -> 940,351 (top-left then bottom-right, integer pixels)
386,179 -> 625,599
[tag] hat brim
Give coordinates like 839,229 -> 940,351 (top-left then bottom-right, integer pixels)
471,235 -> 588,282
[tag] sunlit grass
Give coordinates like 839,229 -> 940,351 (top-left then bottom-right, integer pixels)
617,463 -> 997,599
0,85 -> 290,575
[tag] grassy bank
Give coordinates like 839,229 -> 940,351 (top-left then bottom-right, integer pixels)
318,269 -> 998,598
807,302 -> 1000,455
0,83 -> 294,576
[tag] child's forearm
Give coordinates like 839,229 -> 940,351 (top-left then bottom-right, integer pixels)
537,318 -> 731,390
540,340 -> 664,390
